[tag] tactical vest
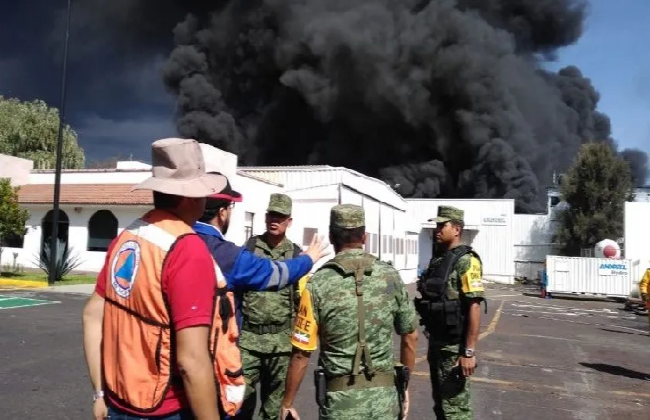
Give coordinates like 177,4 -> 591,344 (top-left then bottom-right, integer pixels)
319,253 -> 396,391
241,236 -> 302,333
416,244 -> 483,345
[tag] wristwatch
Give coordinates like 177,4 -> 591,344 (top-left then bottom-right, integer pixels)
93,390 -> 105,401
463,348 -> 475,358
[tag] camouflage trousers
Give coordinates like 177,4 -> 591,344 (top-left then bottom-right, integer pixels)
234,348 -> 291,420
320,386 -> 400,420
428,344 -> 474,420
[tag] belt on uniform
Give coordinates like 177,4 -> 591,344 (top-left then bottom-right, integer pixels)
242,319 -> 292,334
326,371 -> 394,392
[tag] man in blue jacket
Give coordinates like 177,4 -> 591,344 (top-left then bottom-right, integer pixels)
192,175 -> 329,314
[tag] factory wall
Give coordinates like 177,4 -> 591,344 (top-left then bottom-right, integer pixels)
406,198 -> 516,284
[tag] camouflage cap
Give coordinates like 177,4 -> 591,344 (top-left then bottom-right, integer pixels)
428,205 -> 464,223
267,193 -> 292,216
330,204 -> 365,229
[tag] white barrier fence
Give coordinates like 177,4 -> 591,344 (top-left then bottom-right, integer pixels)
545,255 -> 645,298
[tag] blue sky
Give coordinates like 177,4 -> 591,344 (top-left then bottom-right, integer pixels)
544,0 -> 649,155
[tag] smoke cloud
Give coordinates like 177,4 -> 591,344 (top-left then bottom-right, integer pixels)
47,0 -> 647,212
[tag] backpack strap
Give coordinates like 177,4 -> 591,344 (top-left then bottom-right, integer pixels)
292,243 -> 303,258
286,242 -> 303,321
322,253 -> 377,376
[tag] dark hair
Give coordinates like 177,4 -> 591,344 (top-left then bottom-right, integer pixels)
450,220 -> 464,236
330,226 -> 365,249
153,191 -> 182,210
198,198 -> 231,223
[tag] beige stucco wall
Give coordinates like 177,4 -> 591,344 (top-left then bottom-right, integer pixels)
0,154 -> 34,186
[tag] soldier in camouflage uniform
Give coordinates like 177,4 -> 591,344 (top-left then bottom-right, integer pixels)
415,206 -> 485,420
280,204 -> 419,420
237,194 -> 304,420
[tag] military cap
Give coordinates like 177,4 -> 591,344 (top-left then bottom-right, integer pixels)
428,205 -> 464,223
330,204 -> 365,229
267,193 -> 292,216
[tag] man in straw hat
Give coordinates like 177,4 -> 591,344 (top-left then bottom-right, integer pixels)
82,138 -> 239,420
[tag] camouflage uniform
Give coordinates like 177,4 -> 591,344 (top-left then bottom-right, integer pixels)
418,206 -> 485,420
291,204 -> 418,420
238,194 -> 302,420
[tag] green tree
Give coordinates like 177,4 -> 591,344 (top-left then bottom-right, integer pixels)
0,178 -> 30,250
0,96 -> 85,169
555,142 -> 634,256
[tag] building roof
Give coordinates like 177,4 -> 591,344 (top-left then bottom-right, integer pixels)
18,184 -> 153,205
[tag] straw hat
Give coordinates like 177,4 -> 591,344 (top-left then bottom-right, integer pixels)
132,138 -> 227,197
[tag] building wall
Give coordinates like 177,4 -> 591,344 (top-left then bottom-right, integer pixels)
624,202 -> 650,272
406,198 -> 516,284
29,169 -> 150,185
0,154 -> 34,186
239,166 -> 407,211
281,183 -> 417,283
2,173 -> 281,274
512,214 -> 558,279
226,173 -> 283,246
0,205 -> 148,273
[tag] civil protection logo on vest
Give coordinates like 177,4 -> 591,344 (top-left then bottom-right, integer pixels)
111,240 -> 141,299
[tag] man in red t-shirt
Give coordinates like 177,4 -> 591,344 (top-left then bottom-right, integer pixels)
82,138 -> 229,420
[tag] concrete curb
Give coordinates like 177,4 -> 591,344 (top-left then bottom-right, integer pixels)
0,278 -> 48,289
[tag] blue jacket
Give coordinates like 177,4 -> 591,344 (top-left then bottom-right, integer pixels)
193,222 -> 313,419
192,222 -> 313,292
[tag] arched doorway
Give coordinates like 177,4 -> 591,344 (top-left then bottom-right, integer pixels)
41,210 -> 70,255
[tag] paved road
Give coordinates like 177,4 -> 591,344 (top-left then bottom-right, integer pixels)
0,285 -> 648,419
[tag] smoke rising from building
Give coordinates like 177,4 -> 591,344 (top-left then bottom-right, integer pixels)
51,0 -> 648,211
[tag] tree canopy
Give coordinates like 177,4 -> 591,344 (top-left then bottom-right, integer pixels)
0,96 -> 85,169
0,178 -> 29,249
555,142 -> 634,256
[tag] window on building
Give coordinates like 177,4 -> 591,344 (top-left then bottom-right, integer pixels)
244,212 -> 254,241
303,228 -> 318,247
372,233 -> 378,253
399,238 -> 404,254
87,210 -> 118,252
389,235 -> 393,253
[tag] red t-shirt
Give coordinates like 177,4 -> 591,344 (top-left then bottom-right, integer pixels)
95,233 -> 217,416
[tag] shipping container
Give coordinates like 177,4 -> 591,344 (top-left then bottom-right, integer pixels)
406,198 -> 515,284
545,255 -> 645,298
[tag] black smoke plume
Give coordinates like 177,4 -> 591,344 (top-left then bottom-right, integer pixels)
49,0 -> 647,212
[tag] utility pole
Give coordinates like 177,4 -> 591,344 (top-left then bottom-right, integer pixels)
48,0 -> 72,285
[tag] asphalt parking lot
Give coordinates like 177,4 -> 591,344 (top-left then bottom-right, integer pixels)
0,284 -> 648,419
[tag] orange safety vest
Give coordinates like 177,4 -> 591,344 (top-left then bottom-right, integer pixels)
102,209 -> 245,415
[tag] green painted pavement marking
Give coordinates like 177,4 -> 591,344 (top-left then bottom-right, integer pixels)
0,295 -> 59,310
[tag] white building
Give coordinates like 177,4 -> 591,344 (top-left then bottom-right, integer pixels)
0,153 -> 422,283
624,202 -> 650,269
406,199 -> 516,284
0,147 -> 529,285
512,186 -> 650,280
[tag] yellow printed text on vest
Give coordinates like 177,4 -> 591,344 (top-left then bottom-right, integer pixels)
461,256 -> 483,293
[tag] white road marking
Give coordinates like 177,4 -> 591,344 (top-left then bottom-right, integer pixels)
0,301 -> 59,310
